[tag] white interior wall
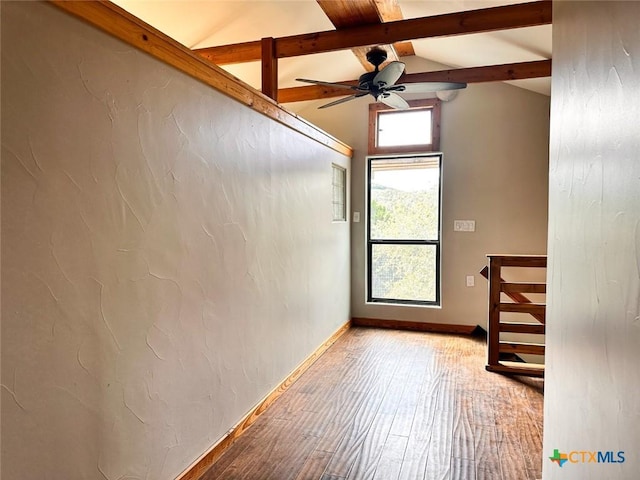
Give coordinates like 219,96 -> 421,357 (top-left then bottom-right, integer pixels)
543,2 -> 640,478
290,56 -> 550,328
0,2 -> 350,478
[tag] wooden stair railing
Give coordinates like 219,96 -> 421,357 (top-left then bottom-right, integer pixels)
481,255 -> 547,377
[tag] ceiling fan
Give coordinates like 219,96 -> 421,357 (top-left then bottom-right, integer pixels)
296,47 -> 467,110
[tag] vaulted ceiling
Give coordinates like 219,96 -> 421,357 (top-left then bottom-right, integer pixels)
112,0 -> 552,103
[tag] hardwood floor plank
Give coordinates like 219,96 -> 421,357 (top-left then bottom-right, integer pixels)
313,343 -> 392,449
451,391 -> 475,461
300,337 -> 389,446
472,391 -> 497,427
199,416 -> 272,479
397,348 -> 442,479
205,418 -> 292,479
260,432 -> 322,480
424,407 -> 455,480
451,457 -> 476,480
371,434 -> 408,480
397,436 -> 431,480
322,347 -> 403,476
388,347 -> 433,437
514,402 -> 543,477
311,389 -> 371,454
477,466 -> 502,480
294,449 -> 333,480
511,377 -> 545,437
386,388 -> 421,438
424,343 -> 459,479
198,328 -> 544,480
497,429 -> 533,480
474,426 -> 503,480
346,344 -> 418,479
320,474 -> 345,480
492,382 -> 520,446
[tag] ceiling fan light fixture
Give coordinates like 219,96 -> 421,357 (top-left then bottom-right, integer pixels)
436,90 -> 460,102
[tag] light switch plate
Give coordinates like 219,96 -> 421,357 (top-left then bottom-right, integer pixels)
353,212 -> 360,223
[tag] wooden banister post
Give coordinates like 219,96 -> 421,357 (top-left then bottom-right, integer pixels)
487,256 -> 502,368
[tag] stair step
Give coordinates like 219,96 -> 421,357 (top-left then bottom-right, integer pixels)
486,361 -> 544,378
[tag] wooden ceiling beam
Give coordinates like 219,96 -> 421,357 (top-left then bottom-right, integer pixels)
198,40 -> 261,65
277,59 -> 551,103
261,37 -> 278,101
194,1 -> 551,65
396,59 -> 551,84
316,0 -> 399,71
315,0 -> 413,69
373,0 -> 414,56
316,0 -> 380,29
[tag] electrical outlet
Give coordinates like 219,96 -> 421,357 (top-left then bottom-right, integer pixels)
353,212 -> 360,223
454,220 -> 476,232
466,275 -> 475,287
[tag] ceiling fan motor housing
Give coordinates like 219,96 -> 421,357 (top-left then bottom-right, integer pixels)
358,71 -> 379,97
365,47 -> 388,68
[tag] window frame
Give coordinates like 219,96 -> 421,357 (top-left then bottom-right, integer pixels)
368,98 -> 442,155
366,153 -> 443,306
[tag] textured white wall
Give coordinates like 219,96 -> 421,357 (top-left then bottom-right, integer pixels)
292,56 -> 550,327
1,2 -> 350,478
543,2 -> 640,479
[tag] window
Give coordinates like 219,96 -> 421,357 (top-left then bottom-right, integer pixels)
367,154 -> 442,305
368,98 -> 441,155
332,164 -> 347,221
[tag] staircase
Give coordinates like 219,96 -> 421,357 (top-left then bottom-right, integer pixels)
481,254 -> 546,377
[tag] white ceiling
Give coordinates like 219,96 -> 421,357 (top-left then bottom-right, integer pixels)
113,0 -> 552,96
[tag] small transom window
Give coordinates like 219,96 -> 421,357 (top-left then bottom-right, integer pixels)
368,98 -> 441,155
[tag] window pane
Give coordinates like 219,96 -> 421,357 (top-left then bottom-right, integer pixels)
377,110 -> 432,147
371,244 -> 437,302
332,164 -> 346,221
370,158 -> 440,240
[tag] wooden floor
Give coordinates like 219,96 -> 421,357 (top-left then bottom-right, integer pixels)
201,327 -> 544,480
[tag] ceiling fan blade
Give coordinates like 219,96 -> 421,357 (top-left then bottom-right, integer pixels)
296,78 -> 360,91
391,81 -> 467,94
379,92 -> 409,110
318,94 -> 359,109
373,61 -> 405,88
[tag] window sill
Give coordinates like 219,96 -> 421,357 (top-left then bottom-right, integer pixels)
365,301 -> 442,309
